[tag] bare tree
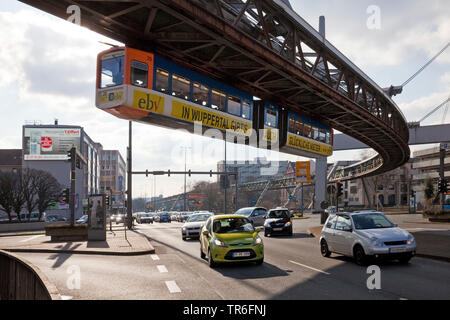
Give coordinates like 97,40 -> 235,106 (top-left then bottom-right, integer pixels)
11,171 -> 26,222
22,168 -> 40,218
0,172 -> 16,222
34,170 -> 62,221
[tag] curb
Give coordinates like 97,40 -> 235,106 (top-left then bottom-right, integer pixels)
0,231 -> 45,237
2,247 -> 155,256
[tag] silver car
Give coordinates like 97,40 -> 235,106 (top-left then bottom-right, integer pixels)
320,211 -> 416,265
233,207 -> 267,227
181,213 -> 212,240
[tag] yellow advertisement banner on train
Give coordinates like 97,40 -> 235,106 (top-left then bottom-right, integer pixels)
171,101 -> 252,136
287,133 -> 333,156
132,90 -> 165,114
98,90 -> 124,104
262,127 -> 278,143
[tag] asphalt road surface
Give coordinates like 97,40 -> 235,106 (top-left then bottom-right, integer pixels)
11,215 -> 450,300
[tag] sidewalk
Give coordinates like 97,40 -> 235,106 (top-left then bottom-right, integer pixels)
0,229 -> 155,256
307,225 -> 450,262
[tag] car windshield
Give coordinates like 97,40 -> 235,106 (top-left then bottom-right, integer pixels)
187,214 -> 211,222
268,210 -> 289,218
213,218 -> 254,233
352,213 -> 395,230
234,208 -> 253,216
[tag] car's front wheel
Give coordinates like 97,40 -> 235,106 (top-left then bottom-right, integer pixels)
320,239 -> 331,257
354,245 -> 368,266
208,249 -> 217,268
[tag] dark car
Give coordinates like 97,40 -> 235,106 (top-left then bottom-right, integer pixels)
136,213 -> 153,224
264,208 -> 293,237
159,212 -> 171,223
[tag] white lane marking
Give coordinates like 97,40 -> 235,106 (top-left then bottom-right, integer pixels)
19,235 -> 44,242
61,295 -> 73,300
157,265 -> 168,273
165,280 -> 181,293
151,254 -> 160,260
289,260 -> 331,275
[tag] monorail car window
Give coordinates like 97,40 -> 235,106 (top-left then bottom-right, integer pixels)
172,74 -> 191,101
325,132 -> 331,144
265,109 -> 277,128
312,127 -> 319,140
228,95 -> 241,117
155,68 -> 169,93
130,60 -> 148,88
242,100 -> 251,119
295,121 -> 303,136
100,52 -> 124,88
211,89 -> 226,112
289,118 -> 295,133
319,129 -> 327,143
304,125 -> 312,138
193,82 -> 209,106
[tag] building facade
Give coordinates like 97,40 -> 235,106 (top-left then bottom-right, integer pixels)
0,149 -> 22,173
100,149 -> 126,212
22,124 -> 101,219
217,157 -> 290,184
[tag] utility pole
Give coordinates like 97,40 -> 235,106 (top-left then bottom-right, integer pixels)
127,121 -> 132,229
181,146 -> 191,211
224,139 -> 227,215
69,147 -> 76,226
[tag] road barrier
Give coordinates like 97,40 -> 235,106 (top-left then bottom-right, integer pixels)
0,222 -> 45,233
0,249 -> 61,300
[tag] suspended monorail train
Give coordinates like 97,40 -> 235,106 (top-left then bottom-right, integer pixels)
96,46 -> 333,158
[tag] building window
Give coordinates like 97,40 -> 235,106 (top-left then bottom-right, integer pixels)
172,74 -> 190,100
130,60 -> 148,87
155,68 -> 169,93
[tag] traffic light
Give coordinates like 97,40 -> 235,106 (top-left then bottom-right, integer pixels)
67,149 -> 73,161
105,195 -> 110,207
61,188 -> 70,203
76,158 -> 81,169
220,175 -> 230,189
439,178 -> 449,193
336,182 -> 343,198
410,189 -> 416,198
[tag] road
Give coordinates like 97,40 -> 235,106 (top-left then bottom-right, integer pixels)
10,215 -> 450,300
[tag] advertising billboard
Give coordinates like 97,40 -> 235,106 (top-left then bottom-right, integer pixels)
23,127 -> 81,160
295,161 -> 311,184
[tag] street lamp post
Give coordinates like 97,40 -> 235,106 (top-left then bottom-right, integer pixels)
181,147 -> 191,211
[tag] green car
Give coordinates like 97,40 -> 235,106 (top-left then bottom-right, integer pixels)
200,215 -> 264,268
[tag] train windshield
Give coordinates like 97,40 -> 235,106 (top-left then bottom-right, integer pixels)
100,50 -> 125,88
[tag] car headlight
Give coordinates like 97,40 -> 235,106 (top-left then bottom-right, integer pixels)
407,233 -> 415,245
285,221 -> 292,227
370,237 -> 383,247
253,237 -> 262,245
182,227 -> 186,231
214,239 -> 228,247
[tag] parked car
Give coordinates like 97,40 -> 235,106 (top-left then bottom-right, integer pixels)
18,212 -> 46,222
320,211 -> 416,265
264,207 -> 293,237
76,215 -> 88,224
233,207 -> 267,227
159,212 -> 171,223
136,213 -> 153,224
181,212 -> 212,240
200,215 -> 264,267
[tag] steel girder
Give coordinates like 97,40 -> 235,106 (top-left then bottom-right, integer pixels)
19,0 -> 410,180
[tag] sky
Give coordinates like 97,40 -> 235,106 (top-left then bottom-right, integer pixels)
0,0 -> 449,199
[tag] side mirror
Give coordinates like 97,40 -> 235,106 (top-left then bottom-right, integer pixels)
202,230 -> 209,236
255,227 -> 263,233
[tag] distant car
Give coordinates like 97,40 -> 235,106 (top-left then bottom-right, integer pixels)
181,213 -> 212,240
46,215 -> 67,222
177,212 -> 192,222
200,215 -> 264,267
159,212 -> 171,223
264,208 -> 293,237
325,206 -> 337,214
76,215 -> 88,224
114,214 -> 125,224
18,212 -> 46,222
136,213 -> 153,224
320,211 -> 416,265
233,207 -> 267,227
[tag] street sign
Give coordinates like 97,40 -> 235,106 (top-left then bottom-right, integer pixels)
295,161 -> 311,184
440,143 -> 450,150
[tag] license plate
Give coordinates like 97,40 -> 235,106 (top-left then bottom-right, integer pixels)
233,252 -> 251,258
390,247 -> 407,253
273,228 -> 283,231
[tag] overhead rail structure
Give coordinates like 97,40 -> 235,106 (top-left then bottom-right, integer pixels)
21,0 -> 410,181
